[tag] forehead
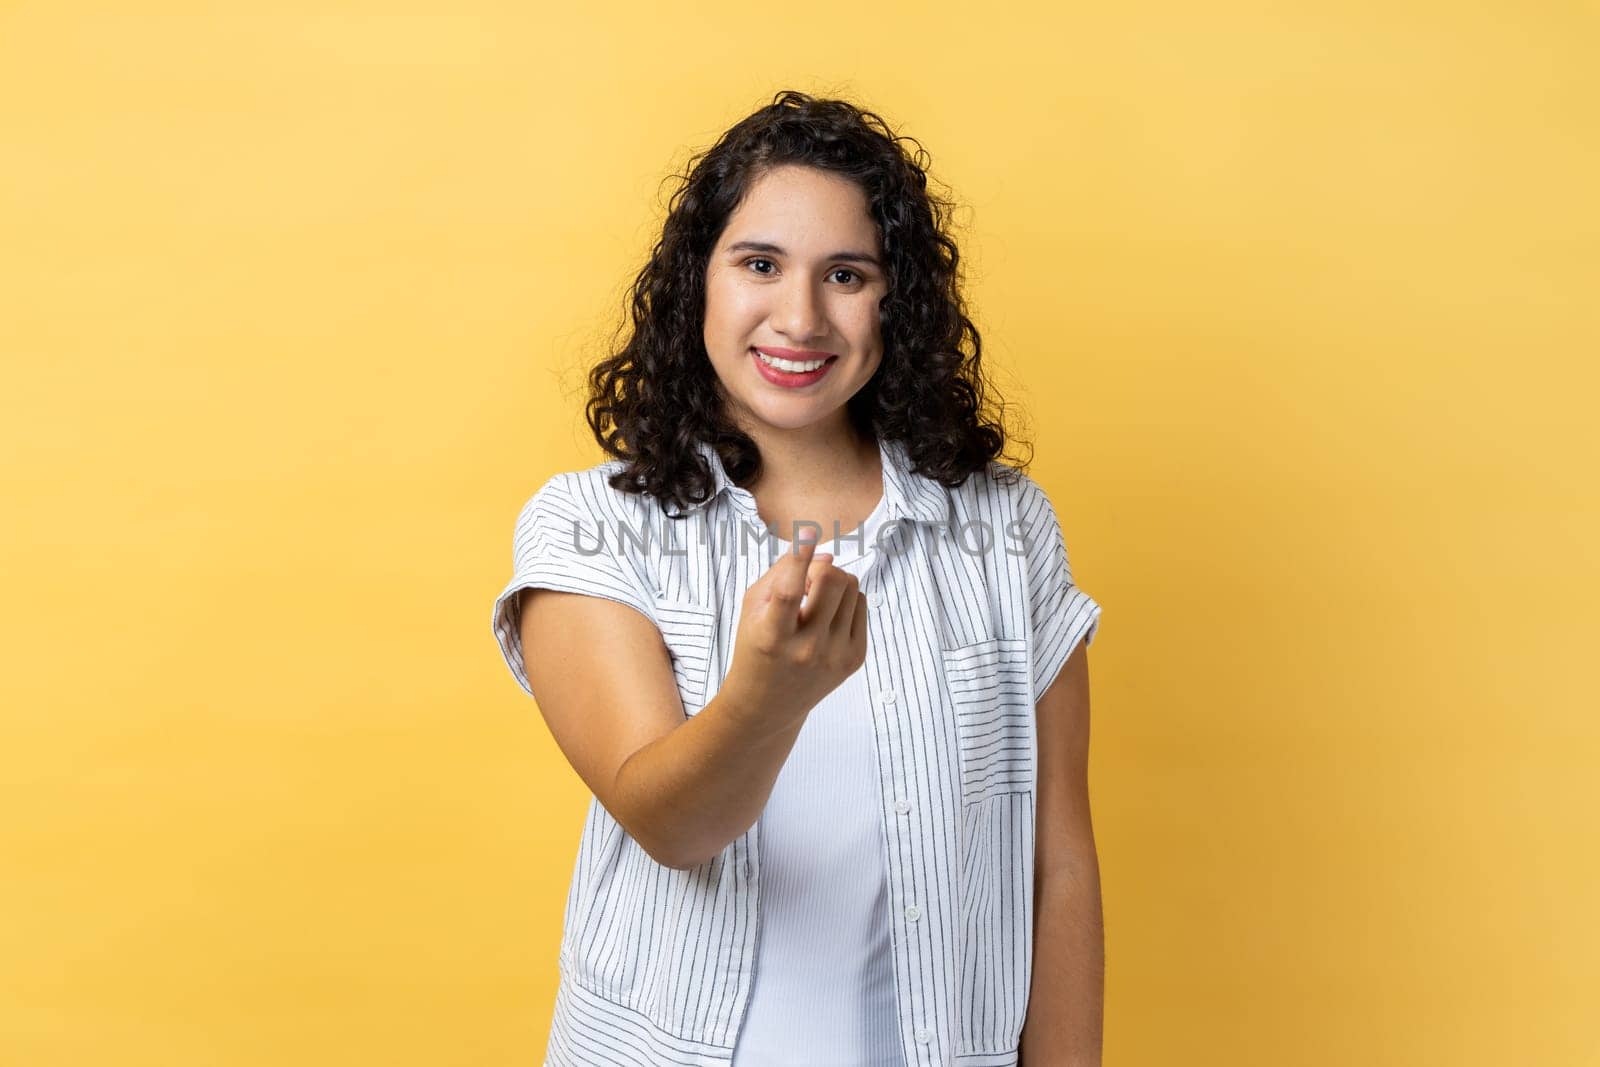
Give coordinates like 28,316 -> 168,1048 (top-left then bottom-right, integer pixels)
718,165 -> 879,248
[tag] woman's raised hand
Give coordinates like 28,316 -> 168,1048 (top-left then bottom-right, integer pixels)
724,536 -> 869,727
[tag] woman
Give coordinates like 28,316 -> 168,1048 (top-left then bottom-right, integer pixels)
492,90 -> 1104,1067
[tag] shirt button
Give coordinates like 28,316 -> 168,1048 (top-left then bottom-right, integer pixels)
879,688 -> 897,704
894,798 -> 911,814
867,591 -> 884,608
904,903 -> 921,921
914,1027 -> 931,1043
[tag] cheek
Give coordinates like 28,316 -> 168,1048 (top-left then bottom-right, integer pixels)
705,277 -> 761,329
847,302 -> 884,345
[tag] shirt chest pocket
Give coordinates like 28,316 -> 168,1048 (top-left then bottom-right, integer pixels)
653,598 -> 720,716
942,636 -> 1035,804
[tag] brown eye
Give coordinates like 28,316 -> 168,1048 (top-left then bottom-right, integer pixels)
745,257 -> 776,275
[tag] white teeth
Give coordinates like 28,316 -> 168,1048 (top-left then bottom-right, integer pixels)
756,349 -> 828,373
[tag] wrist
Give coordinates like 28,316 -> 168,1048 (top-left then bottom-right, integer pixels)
712,671 -> 808,741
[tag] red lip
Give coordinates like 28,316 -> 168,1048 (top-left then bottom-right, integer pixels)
755,346 -> 838,360
750,347 -> 838,388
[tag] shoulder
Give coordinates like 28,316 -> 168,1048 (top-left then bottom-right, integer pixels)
512,458 -> 660,527
503,459 -> 667,601
945,460 -> 1073,577
941,457 -> 1051,525
505,460 -> 670,584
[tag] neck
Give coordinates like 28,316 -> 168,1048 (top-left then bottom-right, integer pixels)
740,413 -> 879,500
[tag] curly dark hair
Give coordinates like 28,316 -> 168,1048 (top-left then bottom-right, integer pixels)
584,88 -> 1031,517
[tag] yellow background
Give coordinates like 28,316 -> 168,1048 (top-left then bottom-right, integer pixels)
2,2 -> 1595,1064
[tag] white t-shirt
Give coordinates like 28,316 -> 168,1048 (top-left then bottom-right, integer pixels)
732,492 -> 907,1066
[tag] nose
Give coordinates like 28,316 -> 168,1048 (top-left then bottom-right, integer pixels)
772,275 -> 826,343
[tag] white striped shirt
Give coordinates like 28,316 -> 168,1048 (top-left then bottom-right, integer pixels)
491,435 -> 1103,1067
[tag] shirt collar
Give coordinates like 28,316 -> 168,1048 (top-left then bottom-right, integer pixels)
667,435 -> 951,525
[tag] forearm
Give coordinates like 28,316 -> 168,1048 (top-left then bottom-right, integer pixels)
611,676 -> 807,869
1019,854 -> 1105,1065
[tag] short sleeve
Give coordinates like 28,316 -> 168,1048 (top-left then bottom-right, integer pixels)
490,473 -> 657,698
1016,474 -> 1103,705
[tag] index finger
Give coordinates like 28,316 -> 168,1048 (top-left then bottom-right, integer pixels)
767,536 -> 830,635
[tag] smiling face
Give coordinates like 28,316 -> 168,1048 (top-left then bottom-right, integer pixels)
702,164 -> 889,440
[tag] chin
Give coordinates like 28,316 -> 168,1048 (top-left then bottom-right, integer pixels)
740,394 -> 847,430
751,406 -> 839,432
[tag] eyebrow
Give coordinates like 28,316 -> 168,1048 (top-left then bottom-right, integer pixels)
723,240 -> 882,269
